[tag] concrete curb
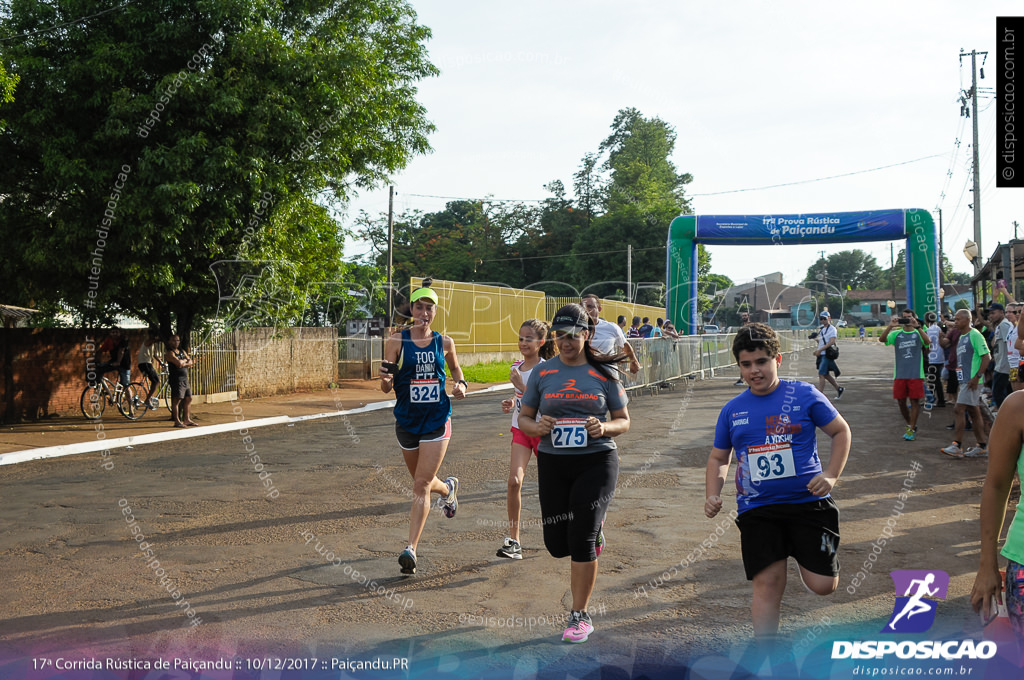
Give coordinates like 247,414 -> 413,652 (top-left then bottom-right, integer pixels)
0,384 -> 516,467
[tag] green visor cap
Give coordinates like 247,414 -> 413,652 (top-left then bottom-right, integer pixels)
410,288 -> 438,304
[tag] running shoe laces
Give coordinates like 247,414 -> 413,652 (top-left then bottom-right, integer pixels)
964,446 -> 988,458
562,610 -> 594,643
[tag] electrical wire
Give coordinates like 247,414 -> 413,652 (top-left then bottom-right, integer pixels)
688,154 -> 946,197
479,244 -> 665,264
0,1 -> 130,43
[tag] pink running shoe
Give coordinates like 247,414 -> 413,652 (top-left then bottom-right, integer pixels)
562,610 -> 594,643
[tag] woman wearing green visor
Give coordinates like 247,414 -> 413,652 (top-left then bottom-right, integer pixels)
380,281 -> 467,574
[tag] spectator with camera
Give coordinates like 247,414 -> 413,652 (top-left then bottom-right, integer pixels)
880,309 -> 930,440
812,311 -> 844,401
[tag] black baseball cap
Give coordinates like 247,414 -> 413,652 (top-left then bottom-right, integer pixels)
551,305 -> 589,334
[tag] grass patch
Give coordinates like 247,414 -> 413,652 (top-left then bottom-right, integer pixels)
446,360 -> 511,384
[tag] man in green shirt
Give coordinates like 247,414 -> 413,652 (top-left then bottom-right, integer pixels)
942,309 -> 992,458
879,309 -> 929,441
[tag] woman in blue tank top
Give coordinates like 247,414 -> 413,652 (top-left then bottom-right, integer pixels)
380,282 -> 467,575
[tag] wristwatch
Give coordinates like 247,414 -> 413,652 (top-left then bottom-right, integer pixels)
456,379 -> 468,387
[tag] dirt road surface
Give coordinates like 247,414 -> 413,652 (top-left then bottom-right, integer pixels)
0,340 -> 1016,679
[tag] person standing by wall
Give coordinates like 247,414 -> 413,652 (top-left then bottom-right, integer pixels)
165,334 -> 196,428
581,294 -> 640,376
627,316 -> 641,339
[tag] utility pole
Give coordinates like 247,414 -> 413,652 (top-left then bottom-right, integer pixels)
890,242 -> 896,305
961,49 -> 987,274
386,185 -> 394,331
1015,220 -> 1020,240
627,244 -> 632,304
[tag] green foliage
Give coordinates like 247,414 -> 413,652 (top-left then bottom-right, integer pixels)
805,249 -> 885,290
0,0 -> 436,340
361,199 -> 539,290
0,60 -> 17,127
568,108 -> 693,304
359,107 -> 722,310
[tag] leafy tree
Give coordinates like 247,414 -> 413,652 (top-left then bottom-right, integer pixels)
569,108 -> 693,304
0,0 -> 437,342
0,61 -> 16,127
361,199 -> 539,292
805,249 -> 885,291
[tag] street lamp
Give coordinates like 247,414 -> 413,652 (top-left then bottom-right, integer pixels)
964,240 -> 979,265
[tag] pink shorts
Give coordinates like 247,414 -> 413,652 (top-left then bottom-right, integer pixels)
511,426 -> 540,455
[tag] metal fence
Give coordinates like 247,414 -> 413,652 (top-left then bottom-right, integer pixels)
620,329 -> 813,393
338,336 -> 383,380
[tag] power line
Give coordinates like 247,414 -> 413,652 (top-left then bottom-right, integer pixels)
480,245 -> 665,264
0,2 -> 130,43
405,193 -> 548,204
690,154 -> 946,197
396,153 -> 949,206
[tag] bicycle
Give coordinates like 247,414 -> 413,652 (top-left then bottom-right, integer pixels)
130,365 -> 173,419
80,374 -> 143,421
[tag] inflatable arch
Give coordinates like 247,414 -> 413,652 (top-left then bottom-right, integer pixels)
666,209 -> 938,335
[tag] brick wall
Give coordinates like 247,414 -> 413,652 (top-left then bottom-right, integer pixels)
0,328 -> 150,421
232,327 -> 337,399
1,326 -> 338,421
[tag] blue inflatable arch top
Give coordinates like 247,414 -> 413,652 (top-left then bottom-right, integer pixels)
666,209 -> 939,335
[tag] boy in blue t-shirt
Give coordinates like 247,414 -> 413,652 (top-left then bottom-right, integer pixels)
705,323 -> 852,641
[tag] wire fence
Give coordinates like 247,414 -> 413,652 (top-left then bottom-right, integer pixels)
620,329 -> 813,393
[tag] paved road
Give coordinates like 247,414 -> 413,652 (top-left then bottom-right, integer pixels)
0,340 -> 1009,678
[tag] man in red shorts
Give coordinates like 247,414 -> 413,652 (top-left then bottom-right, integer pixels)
879,309 -> 930,441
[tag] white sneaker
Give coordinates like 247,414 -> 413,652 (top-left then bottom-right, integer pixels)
964,446 -> 988,458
